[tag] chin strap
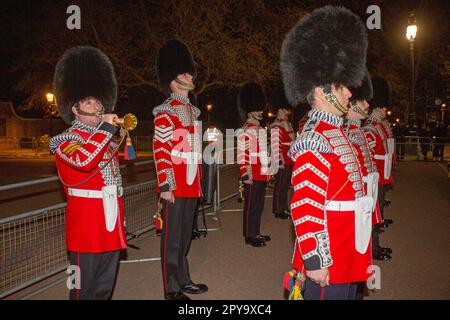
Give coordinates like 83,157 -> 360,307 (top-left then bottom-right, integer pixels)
349,101 -> 368,118
323,84 -> 348,114
174,78 -> 195,91
75,103 -> 106,117
250,111 -> 263,121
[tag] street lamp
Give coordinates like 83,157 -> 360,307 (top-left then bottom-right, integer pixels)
206,104 -> 213,124
45,92 -> 58,136
441,104 -> 446,122
406,12 -> 417,126
46,93 -> 55,104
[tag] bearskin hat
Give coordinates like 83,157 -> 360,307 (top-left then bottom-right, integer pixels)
369,77 -> 391,108
350,70 -> 373,102
53,46 -> 117,124
280,6 -> 368,106
269,84 -> 292,113
156,39 -> 196,96
237,82 -> 266,117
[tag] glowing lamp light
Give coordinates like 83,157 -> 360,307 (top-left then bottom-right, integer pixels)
46,93 -> 55,103
406,24 -> 417,41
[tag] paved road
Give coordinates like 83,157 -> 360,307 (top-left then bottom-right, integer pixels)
6,161 -> 449,300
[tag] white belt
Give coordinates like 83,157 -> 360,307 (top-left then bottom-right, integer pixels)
373,154 -> 388,160
68,187 -> 123,198
171,150 -> 202,161
325,200 -> 356,212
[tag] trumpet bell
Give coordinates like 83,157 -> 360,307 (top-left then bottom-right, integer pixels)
114,113 -> 138,131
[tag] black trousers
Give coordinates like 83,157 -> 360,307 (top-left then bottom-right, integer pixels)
68,250 -> 120,300
378,184 -> 389,220
243,181 -> 267,238
303,279 -> 359,300
161,197 -> 198,294
272,166 -> 292,214
372,183 -> 390,251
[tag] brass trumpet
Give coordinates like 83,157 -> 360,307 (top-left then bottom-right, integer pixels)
113,113 -> 138,131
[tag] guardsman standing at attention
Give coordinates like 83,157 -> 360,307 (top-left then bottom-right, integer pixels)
364,77 -> 394,260
281,6 -> 372,299
269,85 -> 295,220
153,39 -> 208,300
345,72 -> 391,262
237,82 -> 271,247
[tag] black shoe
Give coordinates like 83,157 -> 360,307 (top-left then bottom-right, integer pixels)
245,237 -> 266,247
165,291 -> 191,300
191,229 -> 207,240
181,282 -> 208,294
382,219 -> 394,228
256,234 -> 271,242
381,247 -> 392,255
275,211 -> 290,219
373,251 -> 392,261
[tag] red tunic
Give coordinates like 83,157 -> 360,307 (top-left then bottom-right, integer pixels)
365,116 -> 394,185
289,109 -> 371,284
152,93 -> 202,198
270,115 -> 295,167
49,121 -> 127,253
237,118 -> 270,182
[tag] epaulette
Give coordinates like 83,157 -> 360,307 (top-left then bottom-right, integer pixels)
189,103 -> 201,119
49,130 -> 85,154
153,102 -> 176,117
363,124 -> 377,134
288,131 -> 332,159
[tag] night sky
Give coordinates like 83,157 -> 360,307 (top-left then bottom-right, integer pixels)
1,0 -> 448,126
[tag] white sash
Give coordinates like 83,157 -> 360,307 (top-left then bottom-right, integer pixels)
355,195 -> 374,254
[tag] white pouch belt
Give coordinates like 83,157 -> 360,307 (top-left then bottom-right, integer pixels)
354,195 -> 374,254
325,200 -> 356,212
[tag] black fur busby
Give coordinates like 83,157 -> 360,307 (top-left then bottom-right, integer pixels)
53,46 -> 117,124
237,82 -> 266,119
156,39 -> 196,95
280,6 -> 368,106
350,70 -> 373,102
369,77 -> 391,108
269,84 -> 291,113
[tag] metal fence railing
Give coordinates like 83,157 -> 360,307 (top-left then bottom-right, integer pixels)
0,161 -> 240,299
395,136 -> 450,161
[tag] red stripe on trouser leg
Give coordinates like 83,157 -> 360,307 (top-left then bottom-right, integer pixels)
246,185 -> 252,238
163,201 -> 169,293
76,253 -> 80,301
320,287 -> 325,300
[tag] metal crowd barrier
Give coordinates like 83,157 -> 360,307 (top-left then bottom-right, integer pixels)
0,161 -> 240,299
394,136 -> 450,161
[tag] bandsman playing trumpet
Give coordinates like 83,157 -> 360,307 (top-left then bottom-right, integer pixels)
49,46 -> 127,300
